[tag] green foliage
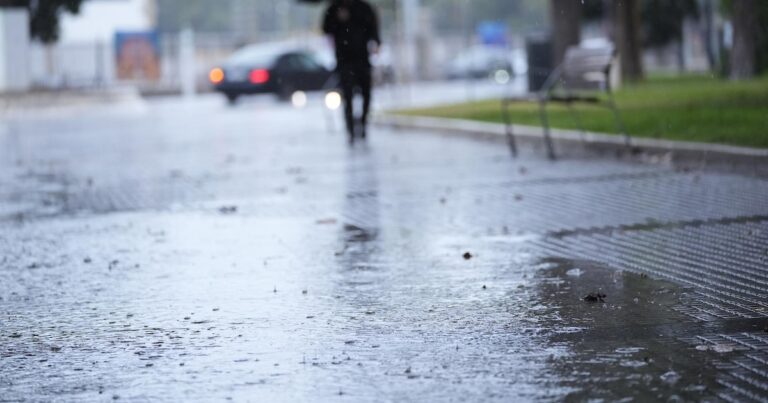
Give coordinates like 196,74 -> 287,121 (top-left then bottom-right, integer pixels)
0,0 -> 83,43
642,0 -> 699,47
756,2 -> 768,73
421,0 -> 548,35
581,0 -> 604,21
398,75 -> 768,148
577,0 -> 700,48
720,0 -> 768,74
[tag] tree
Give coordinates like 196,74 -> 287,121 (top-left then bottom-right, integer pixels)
642,0 -> 698,49
0,0 -> 83,43
729,0 -> 758,79
549,0 -> 581,66
612,0 -> 643,81
642,0 -> 699,72
156,0 -> 234,33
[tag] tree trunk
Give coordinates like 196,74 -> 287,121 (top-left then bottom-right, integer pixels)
549,0 -> 581,67
613,0 -> 643,81
730,0 -> 757,79
703,0 -> 718,71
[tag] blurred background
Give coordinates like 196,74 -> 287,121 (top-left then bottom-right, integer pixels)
0,0 -> 765,101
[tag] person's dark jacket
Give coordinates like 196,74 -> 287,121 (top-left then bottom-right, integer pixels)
322,0 -> 381,67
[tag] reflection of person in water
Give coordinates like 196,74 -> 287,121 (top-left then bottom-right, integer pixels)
322,0 -> 381,143
337,147 -> 380,265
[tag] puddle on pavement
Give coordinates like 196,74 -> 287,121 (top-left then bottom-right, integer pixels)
532,258 -> 721,400
532,257 -> 685,330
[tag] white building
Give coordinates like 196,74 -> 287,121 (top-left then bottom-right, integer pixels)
0,8 -> 30,92
29,0 -> 156,88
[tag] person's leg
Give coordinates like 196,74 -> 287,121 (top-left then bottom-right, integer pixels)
358,64 -> 373,138
339,67 -> 356,140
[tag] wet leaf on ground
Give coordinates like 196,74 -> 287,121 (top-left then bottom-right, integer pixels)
583,293 -> 606,303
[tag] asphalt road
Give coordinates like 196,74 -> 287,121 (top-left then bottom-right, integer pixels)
1,91 -> 767,402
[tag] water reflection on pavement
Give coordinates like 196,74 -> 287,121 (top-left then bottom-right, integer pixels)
1,94 -> 767,401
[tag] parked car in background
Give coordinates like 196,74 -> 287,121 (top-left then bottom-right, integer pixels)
209,44 -> 334,104
314,44 -> 396,86
445,46 -> 517,81
371,45 -> 396,85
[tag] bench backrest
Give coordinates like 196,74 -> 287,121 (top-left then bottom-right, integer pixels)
556,46 -> 616,92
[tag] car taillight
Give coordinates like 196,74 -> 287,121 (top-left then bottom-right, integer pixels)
249,69 -> 270,84
209,68 -> 224,84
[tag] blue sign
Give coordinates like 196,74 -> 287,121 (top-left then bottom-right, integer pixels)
114,31 -> 161,80
477,22 -> 508,47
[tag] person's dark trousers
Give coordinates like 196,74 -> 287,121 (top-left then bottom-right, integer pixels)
338,61 -> 372,140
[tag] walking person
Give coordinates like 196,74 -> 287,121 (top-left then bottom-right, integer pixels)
322,0 -> 381,143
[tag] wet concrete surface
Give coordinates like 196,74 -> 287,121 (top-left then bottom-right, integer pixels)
1,93 -> 768,401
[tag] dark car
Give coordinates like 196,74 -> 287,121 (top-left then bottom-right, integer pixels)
210,44 -> 334,104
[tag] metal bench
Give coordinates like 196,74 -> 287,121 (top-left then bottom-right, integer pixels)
501,46 -> 630,160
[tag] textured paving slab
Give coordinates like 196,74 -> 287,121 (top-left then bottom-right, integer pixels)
0,94 -> 767,401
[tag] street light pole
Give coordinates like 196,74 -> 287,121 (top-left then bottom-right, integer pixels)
399,0 -> 419,82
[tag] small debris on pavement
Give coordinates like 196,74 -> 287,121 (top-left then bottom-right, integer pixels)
659,370 -> 681,385
482,285 -> 487,290
83,257 -> 92,264
463,252 -> 473,260
519,166 -> 528,175
218,206 -> 238,214
565,268 -> 584,277
286,167 -> 303,175
514,194 -> 524,201
315,218 -> 337,225
583,293 -> 606,303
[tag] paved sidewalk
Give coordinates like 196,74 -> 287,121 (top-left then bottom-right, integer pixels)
1,95 -> 767,401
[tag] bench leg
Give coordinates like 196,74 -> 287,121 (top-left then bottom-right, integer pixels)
500,99 -> 518,157
607,93 -> 631,148
538,101 -> 557,160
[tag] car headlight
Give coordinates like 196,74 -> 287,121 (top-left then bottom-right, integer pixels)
291,91 -> 307,108
325,91 -> 342,110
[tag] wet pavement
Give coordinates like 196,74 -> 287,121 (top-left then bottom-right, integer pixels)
1,93 -> 768,402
